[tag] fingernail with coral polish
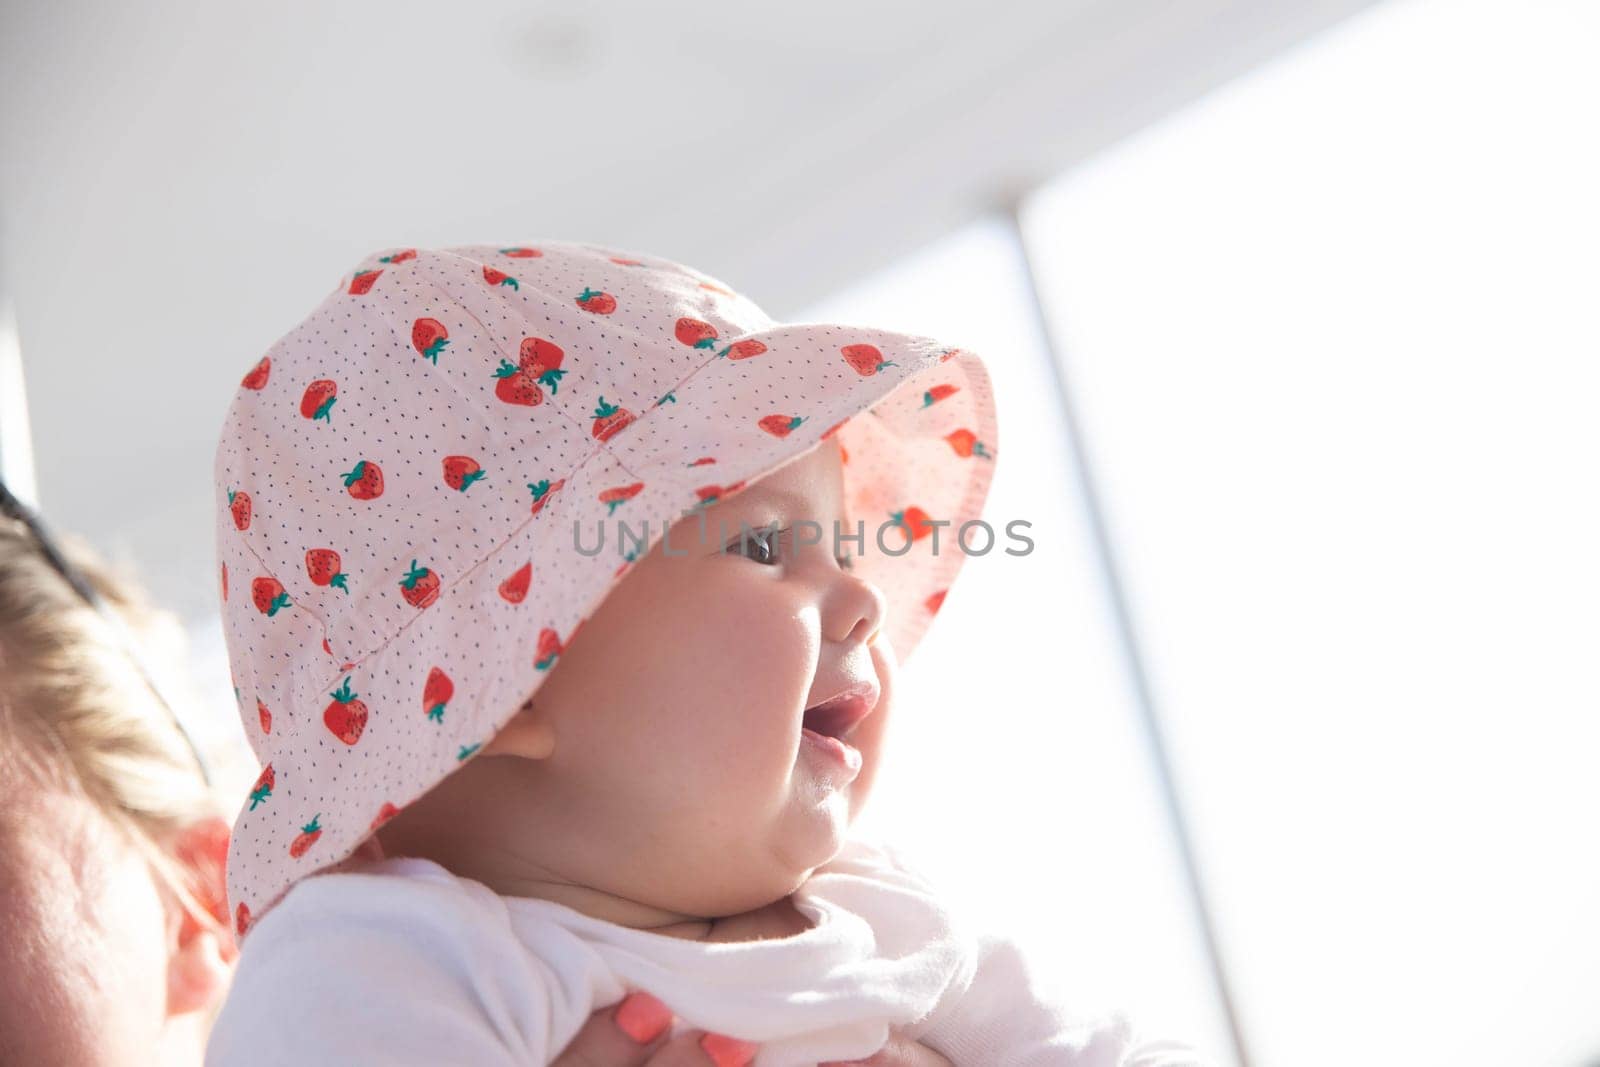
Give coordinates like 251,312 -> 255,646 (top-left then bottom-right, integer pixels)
614,992 -> 672,1044
700,1031 -> 759,1067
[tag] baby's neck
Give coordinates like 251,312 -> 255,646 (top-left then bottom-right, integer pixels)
368,831 -> 814,943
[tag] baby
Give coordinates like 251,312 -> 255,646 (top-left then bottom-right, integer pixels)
203,242 -> 1207,1066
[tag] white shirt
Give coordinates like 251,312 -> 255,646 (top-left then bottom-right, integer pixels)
206,836 -> 1210,1066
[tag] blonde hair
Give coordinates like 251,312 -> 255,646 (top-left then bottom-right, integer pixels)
0,515 -> 237,981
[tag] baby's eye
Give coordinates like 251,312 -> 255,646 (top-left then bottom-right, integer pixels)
728,525 -> 784,566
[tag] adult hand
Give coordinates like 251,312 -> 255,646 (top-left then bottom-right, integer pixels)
550,992 -> 955,1067
550,991 -> 759,1066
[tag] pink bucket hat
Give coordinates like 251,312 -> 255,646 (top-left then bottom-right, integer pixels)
215,241 -> 998,939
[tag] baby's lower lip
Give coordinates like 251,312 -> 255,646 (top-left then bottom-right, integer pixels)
800,727 -> 862,776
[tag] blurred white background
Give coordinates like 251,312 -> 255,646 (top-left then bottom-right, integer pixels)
4,1 -> 1598,1065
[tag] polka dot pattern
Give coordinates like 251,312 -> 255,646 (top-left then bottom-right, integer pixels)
215,240 -> 999,939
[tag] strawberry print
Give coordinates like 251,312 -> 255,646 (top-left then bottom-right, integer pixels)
323,678 -> 368,745
820,420 -> 848,440
675,318 -> 718,349
499,247 -> 542,258
599,482 -> 644,515
228,488 -> 252,531
257,698 -> 272,734
235,903 -> 252,937
498,562 -> 532,603
758,414 -> 806,438
442,455 -> 486,492
412,318 -> 450,364
840,442 -> 850,464
458,742 -> 482,761
289,814 -> 322,858
493,360 -> 543,406
423,667 -> 453,723
220,562 -> 229,601
922,384 -> 960,407
528,477 -> 565,516
380,249 -> 416,264
925,589 -> 948,614
889,506 -> 935,542
369,802 -> 401,831
841,343 -> 896,377
690,481 -> 746,510
301,379 -> 338,422
482,265 -> 520,290
241,356 -> 271,390
576,287 -> 616,314
591,397 -> 635,441
654,391 -> 675,407
944,428 -> 992,459
689,456 -> 717,467
251,577 -> 291,617
248,764 -> 274,810
492,336 -> 566,407
719,339 -> 767,360
534,627 -> 562,671
399,560 -> 441,609
348,269 -> 381,295
610,256 -> 644,266
342,460 -> 384,499
305,548 -> 348,592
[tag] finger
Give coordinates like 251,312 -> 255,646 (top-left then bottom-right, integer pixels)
644,1030 -> 760,1067
550,991 -> 675,1067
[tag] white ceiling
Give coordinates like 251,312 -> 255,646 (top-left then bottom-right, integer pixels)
0,0 -> 1377,622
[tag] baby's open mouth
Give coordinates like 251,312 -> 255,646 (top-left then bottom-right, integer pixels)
801,682 -> 878,742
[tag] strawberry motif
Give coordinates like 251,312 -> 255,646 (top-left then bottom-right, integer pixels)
841,343 -> 897,377
458,742 -> 482,761
500,247 -> 542,258
399,560 -> 441,609
220,563 -> 228,601
599,482 -> 645,515
690,481 -> 746,510
251,577 -> 291,617
528,477 -> 565,515
423,667 -> 453,723
922,384 -> 960,407
369,802 -> 401,831
483,266 -> 519,290
493,360 -> 543,406
323,678 -> 368,745
300,379 -> 337,422
518,337 -> 567,392
889,506 -> 935,542
591,397 -> 635,441
610,257 -> 644,266
321,636 -> 332,656
575,287 -> 616,314
241,356 -> 271,390
925,589 -> 948,614
719,339 -> 767,360
654,391 -> 675,407
939,348 -> 959,362
498,562 -> 532,604
257,698 -> 272,734
412,318 -> 450,363
688,456 -> 717,467
235,902 -> 251,937
675,318 -> 719,349
944,428 -> 992,459
348,269 -> 381,295
840,442 -> 850,464
820,420 -> 848,440
534,627 -> 562,671
289,814 -> 323,858
305,548 -> 348,592
379,249 -> 416,264
442,455 -> 486,492
758,414 -> 807,438
228,488 -> 252,530
341,460 -> 384,499
248,764 -> 274,810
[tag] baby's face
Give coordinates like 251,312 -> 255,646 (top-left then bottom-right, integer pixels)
381,437 -> 896,924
